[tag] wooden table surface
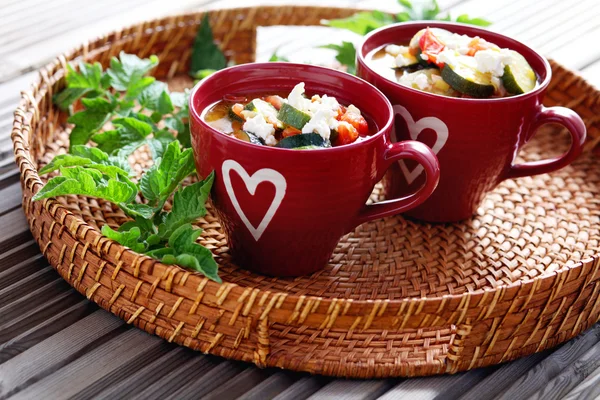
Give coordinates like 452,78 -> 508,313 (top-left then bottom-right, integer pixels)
2,1 -> 600,399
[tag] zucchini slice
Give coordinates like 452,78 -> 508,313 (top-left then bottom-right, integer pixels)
277,103 -> 311,130
441,56 -> 494,98
502,50 -> 537,95
244,101 -> 257,111
232,130 -> 264,145
275,133 -> 328,149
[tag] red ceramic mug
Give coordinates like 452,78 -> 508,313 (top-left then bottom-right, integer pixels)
357,22 -> 587,222
189,63 -> 440,276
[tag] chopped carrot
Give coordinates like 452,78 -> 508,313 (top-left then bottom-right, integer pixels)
282,127 -> 302,138
265,95 -> 284,110
231,103 -> 245,119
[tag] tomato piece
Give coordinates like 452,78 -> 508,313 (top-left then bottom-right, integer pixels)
223,94 -> 247,103
419,28 -> 446,67
335,122 -> 359,146
282,127 -> 302,138
340,112 -> 369,136
265,95 -> 284,110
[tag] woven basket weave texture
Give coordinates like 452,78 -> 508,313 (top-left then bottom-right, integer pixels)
11,6 -> 600,378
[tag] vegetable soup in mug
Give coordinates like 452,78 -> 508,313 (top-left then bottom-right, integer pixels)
366,27 -> 539,98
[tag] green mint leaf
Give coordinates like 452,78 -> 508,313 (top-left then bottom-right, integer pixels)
269,51 -> 289,62
396,11 -> 413,22
67,97 -> 116,149
119,203 -> 155,219
322,11 -> 395,35
320,42 -> 357,75
41,146 -> 132,176
53,62 -> 106,110
158,90 -> 174,115
106,52 -> 158,92
53,88 -> 89,111
170,90 -> 189,110
397,0 -> 413,10
145,247 -> 174,259
32,166 -> 137,203
165,116 -> 190,148
138,141 -> 195,209
167,224 -> 220,282
191,69 -> 217,80
101,225 -> 147,253
455,14 -> 492,26
125,76 -> 156,101
92,117 -> 152,154
157,171 -> 214,239
189,14 -> 227,75
422,0 -> 441,20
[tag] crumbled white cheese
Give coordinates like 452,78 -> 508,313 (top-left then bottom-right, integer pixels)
395,53 -> 415,67
302,108 -> 333,140
474,49 -> 513,77
287,82 -> 310,112
345,104 -> 361,115
385,44 -> 405,56
436,49 -> 460,67
253,99 -> 282,127
398,71 -> 431,91
243,114 -> 276,145
414,73 -> 430,90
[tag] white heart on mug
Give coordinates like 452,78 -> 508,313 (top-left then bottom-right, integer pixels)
222,159 -> 287,242
391,105 -> 449,184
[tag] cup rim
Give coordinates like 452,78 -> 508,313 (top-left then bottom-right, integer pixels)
189,62 -> 394,154
357,21 -> 552,103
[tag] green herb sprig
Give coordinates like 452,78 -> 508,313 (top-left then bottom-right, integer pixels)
321,0 -> 491,73
36,52 -> 221,282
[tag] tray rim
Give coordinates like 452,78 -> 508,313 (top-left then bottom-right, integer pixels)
10,5 -> 600,377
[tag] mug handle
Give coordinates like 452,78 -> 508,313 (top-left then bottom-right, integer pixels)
352,140 -> 440,228
504,105 -> 586,179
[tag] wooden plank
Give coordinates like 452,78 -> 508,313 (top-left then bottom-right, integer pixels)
273,376 -> 333,400
562,365 -> 600,399
0,310 -> 124,398
93,348 -> 201,399
0,182 -> 21,217
495,324 -> 600,400
0,253 -> 46,291
0,277 -> 73,323
0,267 -> 59,312
459,351 -> 549,400
237,371 -> 301,400
377,369 -> 491,400
0,300 -> 93,363
160,361 -> 247,400
0,240 -> 41,273
123,352 -> 222,400
0,285 -> 81,340
62,340 -> 176,400
0,208 -> 30,253
527,339 -> 600,400
306,379 -> 396,400
201,368 -> 275,400
7,328 -> 164,400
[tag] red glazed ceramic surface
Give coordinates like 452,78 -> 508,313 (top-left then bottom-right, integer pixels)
189,63 -> 440,276
357,21 -> 587,222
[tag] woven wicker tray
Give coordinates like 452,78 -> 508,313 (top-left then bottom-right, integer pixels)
11,6 -> 600,379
